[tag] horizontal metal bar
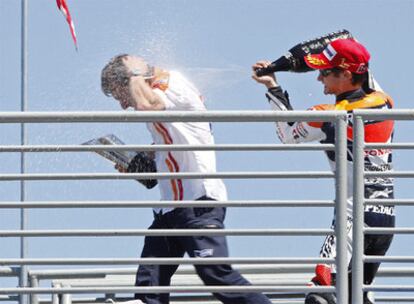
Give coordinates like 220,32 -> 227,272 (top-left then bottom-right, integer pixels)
0,285 -> 335,295
0,110 -> 346,123
27,266 -> 411,280
364,256 -> 414,263
3,109 -> 412,124
0,171 -> 334,181
37,297 -> 305,304
0,143 -> 334,152
0,200 -> 334,209
54,280 -> 308,289
365,227 -> 414,235
364,285 -> 414,292
364,171 -> 414,178
28,268 -> 142,279
28,264 -> 315,278
365,143 -> 414,150
354,109 -> 414,120
0,257 -> 334,266
377,268 -> 414,277
0,228 -> 333,237
37,298 -> 98,304
365,199 -> 414,206
0,267 -> 19,276
0,296 -> 18,301
376,297 -> 414,302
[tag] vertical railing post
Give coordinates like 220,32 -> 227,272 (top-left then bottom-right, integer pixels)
29,274 -> 39,304
20,0 -> 29,304
352,114 -> 365,303
335,114 -> 348,304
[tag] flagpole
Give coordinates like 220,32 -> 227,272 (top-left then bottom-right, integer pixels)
20,0 -> 28,303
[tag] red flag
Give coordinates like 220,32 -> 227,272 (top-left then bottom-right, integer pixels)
56,0 -> 78,50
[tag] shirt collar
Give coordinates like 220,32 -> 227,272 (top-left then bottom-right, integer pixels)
336,88 -> 365,103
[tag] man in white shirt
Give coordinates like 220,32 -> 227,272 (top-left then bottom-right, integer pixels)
101,54 -> 271,304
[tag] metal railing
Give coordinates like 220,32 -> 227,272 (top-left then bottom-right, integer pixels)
27,266 -> 414,304
0,110 -> 412,303
352,110 -> 414,303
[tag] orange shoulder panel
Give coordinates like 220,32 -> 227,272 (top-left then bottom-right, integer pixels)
344,91 -> 393,110
376,91 -> 394,108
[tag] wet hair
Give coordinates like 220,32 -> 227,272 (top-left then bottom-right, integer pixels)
101,54 -> 130,97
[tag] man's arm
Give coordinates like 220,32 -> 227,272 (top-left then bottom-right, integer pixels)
128,76 -> 166,111
120,56 -> 166,111
252,61 -> 326,144
265,87 -> 327,144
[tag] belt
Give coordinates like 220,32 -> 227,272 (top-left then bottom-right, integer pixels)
153,196 -> 216,220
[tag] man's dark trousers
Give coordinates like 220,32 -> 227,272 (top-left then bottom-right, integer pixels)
135,197 -> 271,304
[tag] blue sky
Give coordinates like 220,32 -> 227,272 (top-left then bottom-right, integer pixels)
1,0 -> 414,298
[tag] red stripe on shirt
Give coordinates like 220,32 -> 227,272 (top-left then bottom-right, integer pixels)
153,122 -> 183,200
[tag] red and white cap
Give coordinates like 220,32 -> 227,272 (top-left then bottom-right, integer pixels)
304,38 -> 370,74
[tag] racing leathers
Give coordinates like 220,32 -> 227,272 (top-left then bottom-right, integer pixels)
265,86 -> 395,304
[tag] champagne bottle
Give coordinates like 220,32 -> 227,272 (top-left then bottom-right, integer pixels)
255,29 -> 353,76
